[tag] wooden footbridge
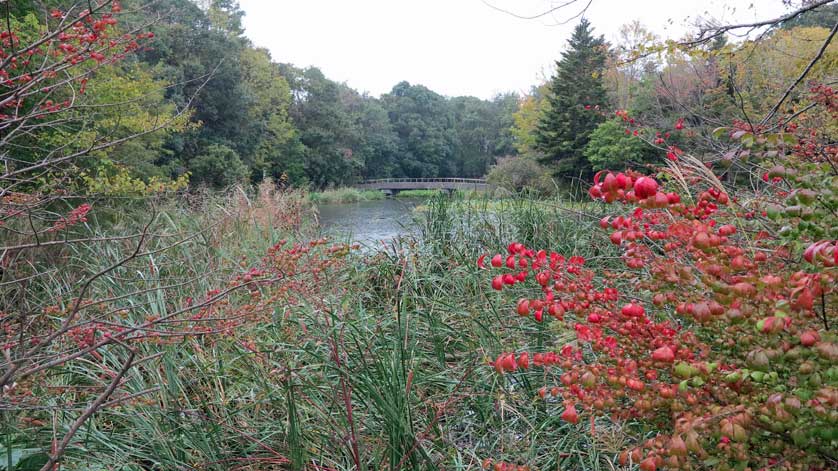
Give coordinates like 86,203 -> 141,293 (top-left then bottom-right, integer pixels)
354,178 -> 492,195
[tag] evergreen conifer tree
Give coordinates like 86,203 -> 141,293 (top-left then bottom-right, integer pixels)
535,19 -> 609,177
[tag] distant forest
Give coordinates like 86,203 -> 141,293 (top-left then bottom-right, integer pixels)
9,0 -> 836,190
11,0 -> 519,189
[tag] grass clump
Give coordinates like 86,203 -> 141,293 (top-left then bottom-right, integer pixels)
392,189 -> 443,198
309,188 -> 493,205
398,189 -> 491,199
309,187 -> 386,204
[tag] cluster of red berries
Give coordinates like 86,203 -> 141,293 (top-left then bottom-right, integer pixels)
48,203 -> 91,232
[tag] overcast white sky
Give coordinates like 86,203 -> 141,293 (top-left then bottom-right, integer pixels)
237,0 -> 791,99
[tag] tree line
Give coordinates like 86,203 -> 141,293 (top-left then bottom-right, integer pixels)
11,0 -> 518,191
10,0 -> 835,193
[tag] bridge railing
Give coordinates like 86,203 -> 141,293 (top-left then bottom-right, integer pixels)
358,177 -> 488,185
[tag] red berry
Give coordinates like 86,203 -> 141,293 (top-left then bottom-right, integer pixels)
800,330 -> 820,347
491,254 -> 503,267
491,276 -> 503,291
516,299 -> 530,316
560,403 -> 579,424
651,346 -> 675,363
633,177 -> 659,199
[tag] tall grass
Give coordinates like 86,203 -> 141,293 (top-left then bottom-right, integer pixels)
418,191 -> 618,262
309,188 -> 386,204
392,189 -> 444,198
309,188 -> 490,205
6,187 -> 630,470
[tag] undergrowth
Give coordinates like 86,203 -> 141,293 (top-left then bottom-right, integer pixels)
4,188 -> 625,471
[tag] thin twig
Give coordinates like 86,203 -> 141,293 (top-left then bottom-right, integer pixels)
39,348 -> 135,471
761,20 -> 838,125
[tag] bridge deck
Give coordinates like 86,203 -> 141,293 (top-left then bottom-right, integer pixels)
355,178 -> 492,192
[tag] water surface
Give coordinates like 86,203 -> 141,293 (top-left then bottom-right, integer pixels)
317,198 -> 423,247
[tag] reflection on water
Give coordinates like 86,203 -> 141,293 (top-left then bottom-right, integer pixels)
316,198 -> 423,247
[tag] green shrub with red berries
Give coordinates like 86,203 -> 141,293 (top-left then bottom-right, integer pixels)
480,86 -> 837,470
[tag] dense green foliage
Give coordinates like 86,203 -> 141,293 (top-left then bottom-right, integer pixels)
584,118 -> 658,171
486,156 -> 556,195
13,1 -> 835,191
33,0 -> 518,189
308,188 -> 386,204
508,16 -> 837,182
780,2 -> 838,28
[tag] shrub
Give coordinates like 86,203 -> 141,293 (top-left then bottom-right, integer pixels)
479,93 -> 837,470
394,189 -> 444,198
584,118 -> 658,171
189,144 -> 250,187
486,156 -> 556,195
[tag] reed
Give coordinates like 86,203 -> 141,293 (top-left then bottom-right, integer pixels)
4,189 -> 625,471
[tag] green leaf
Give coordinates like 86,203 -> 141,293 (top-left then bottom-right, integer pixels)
712,127 -> 729,139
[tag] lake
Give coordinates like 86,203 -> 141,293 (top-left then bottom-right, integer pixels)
316,198 -> 424,247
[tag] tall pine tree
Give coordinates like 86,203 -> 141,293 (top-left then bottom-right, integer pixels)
536,19 -> 608,177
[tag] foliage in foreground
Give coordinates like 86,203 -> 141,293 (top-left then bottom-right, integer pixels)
4,187 -> 625,470
480,90 -> 837,470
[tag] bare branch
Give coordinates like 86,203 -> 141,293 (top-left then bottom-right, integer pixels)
682,0 -> 836,48
761,20 -> 838,125
39,348 -> 135,471
481,0 -> 585,20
